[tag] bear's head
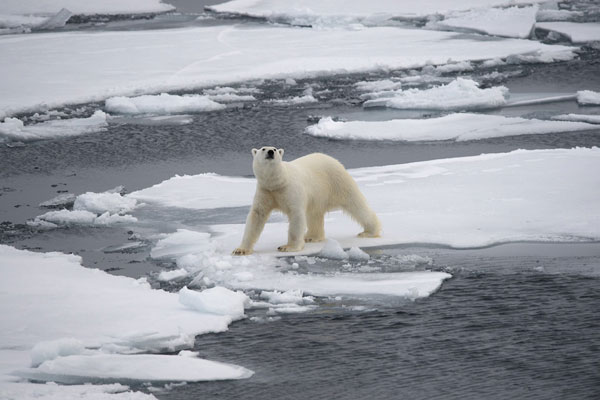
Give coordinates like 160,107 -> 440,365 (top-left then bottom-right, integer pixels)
251,146 -> 285,185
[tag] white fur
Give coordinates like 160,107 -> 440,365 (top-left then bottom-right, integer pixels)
233,146 -> 381,255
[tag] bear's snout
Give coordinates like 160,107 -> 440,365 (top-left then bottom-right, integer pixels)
266,149 -> 275,159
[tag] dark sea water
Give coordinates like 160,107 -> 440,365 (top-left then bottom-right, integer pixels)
1,4 -> 600,399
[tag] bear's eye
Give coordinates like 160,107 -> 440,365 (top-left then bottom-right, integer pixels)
262,148 -> 265,151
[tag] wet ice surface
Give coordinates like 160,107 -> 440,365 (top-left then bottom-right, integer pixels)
2,2 -> 600,399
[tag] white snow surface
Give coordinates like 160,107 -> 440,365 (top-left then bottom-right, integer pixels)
305,114 -> 596,141
105,94 -> 225,115
133,148 -> 600,251
362,78 -> 509,110
0,111 -> 108,141
208,0 -> 546,25
577,90 -> 600,106
74,191 -> 138,214
0,25 -> 575,118
0,245 -> 252,399
535,22 -> 600,43
17,353 -> 252,384
435,5 -> 538,38
179,286 -> 249,319
553,114 -> 600,124
0,0 -> 174,16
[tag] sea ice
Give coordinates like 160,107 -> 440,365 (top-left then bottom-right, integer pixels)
434,5 -> 538,38
136,148 -> 600,250
1,0 -> 175,16
17,353 -> 253,384
577,90 -> 600,106
354,79 -> 403,93
0,244 -> 251,399
318,239 -> 349,260
157,268 -> 189,282
305,114 -> 596,141
347,247 -> 370,261
179,286 -> 249,320
362,78 -> 509,110
535,22 -> 600,43
0,110 -> 108,141
208,0 -> 547,25
552,114 -> 600,124
74,191 -> 137,214
105,93 -> 225,115
0,25 -> 575,118
536,9 -> 583,22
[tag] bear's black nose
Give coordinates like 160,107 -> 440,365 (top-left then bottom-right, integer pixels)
266,149 -> 274,159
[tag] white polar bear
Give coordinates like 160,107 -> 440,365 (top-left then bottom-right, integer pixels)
232,146 -> 381,255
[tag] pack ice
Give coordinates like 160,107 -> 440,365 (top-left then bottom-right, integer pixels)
0,245 -> 253,399
0,24 -> 575,118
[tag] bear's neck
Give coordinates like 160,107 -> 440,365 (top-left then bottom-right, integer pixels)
255,162 -> 288,191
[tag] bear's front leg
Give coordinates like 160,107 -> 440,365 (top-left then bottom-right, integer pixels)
278,210 -> 306,252
233,195 -> 273,256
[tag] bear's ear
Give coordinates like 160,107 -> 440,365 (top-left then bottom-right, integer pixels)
278,148 -> 284,157
252,148 -> 258,156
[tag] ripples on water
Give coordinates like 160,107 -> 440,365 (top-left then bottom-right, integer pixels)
158,245 -> 600,400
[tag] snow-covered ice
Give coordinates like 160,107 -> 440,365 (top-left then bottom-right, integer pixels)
148,229 -> 450,300
577,90 -> 600,106
553,113 -> 600,124
208,0 -> 546,25
0,245 -> 252,399
1,0 -> 175,16
535,22 -> 600,43
305,114 -> 596,141
0,110 -> 107,142
133,148 -> 600,251
362,78 -> 509,110
29,189 -> 139,228
434,5 -> 538,38
0,25 -> 576,118
17,353 -> 253,384
105,94 -> 225,115
536,9 -> 583,22
318,239 -> 349,260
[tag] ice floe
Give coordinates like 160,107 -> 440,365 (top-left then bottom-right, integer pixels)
305,114 -> 596,141
0,244 -> 252,399
1,0 -> 175,16
203,86 -> 259,102
0,25 -> 575,118
553,114 -> 600,124
131,148 -> 600,250
0,110 -> 108,141
577,90 -> 600,106
208,0 -> 547,26
433,5 -> 538,38
535,22 -> 600,43
30,188 -> 139,228
362,78 -> 509,110
147,229 -> 450,301
105,93 -> 225,115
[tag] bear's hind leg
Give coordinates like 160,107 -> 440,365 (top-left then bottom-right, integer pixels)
305,209 -> 325,243
342,193 -> 381,238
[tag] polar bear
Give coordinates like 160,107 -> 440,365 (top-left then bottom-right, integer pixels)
232,146 -> 381,255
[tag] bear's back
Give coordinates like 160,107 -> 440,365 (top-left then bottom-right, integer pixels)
287,153 -> 357,208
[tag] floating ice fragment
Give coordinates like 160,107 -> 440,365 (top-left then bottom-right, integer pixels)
179,286 -> 248,320
105,93 -> 225,115
362,78 -> 509,111
74,191 -> 137,214
39,193 -> 76,209
318,239 -> 349,260
577,90 -> 600,106
535,22 -> 600,43
157,268 -> 189,282
306,113 -> 596,141
552,114 -> 600,124
347,247 -> 370,261
0,111 -> 108,142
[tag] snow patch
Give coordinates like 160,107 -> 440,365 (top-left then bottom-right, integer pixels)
179,286 -> 248,320
553,113 -> 600,124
